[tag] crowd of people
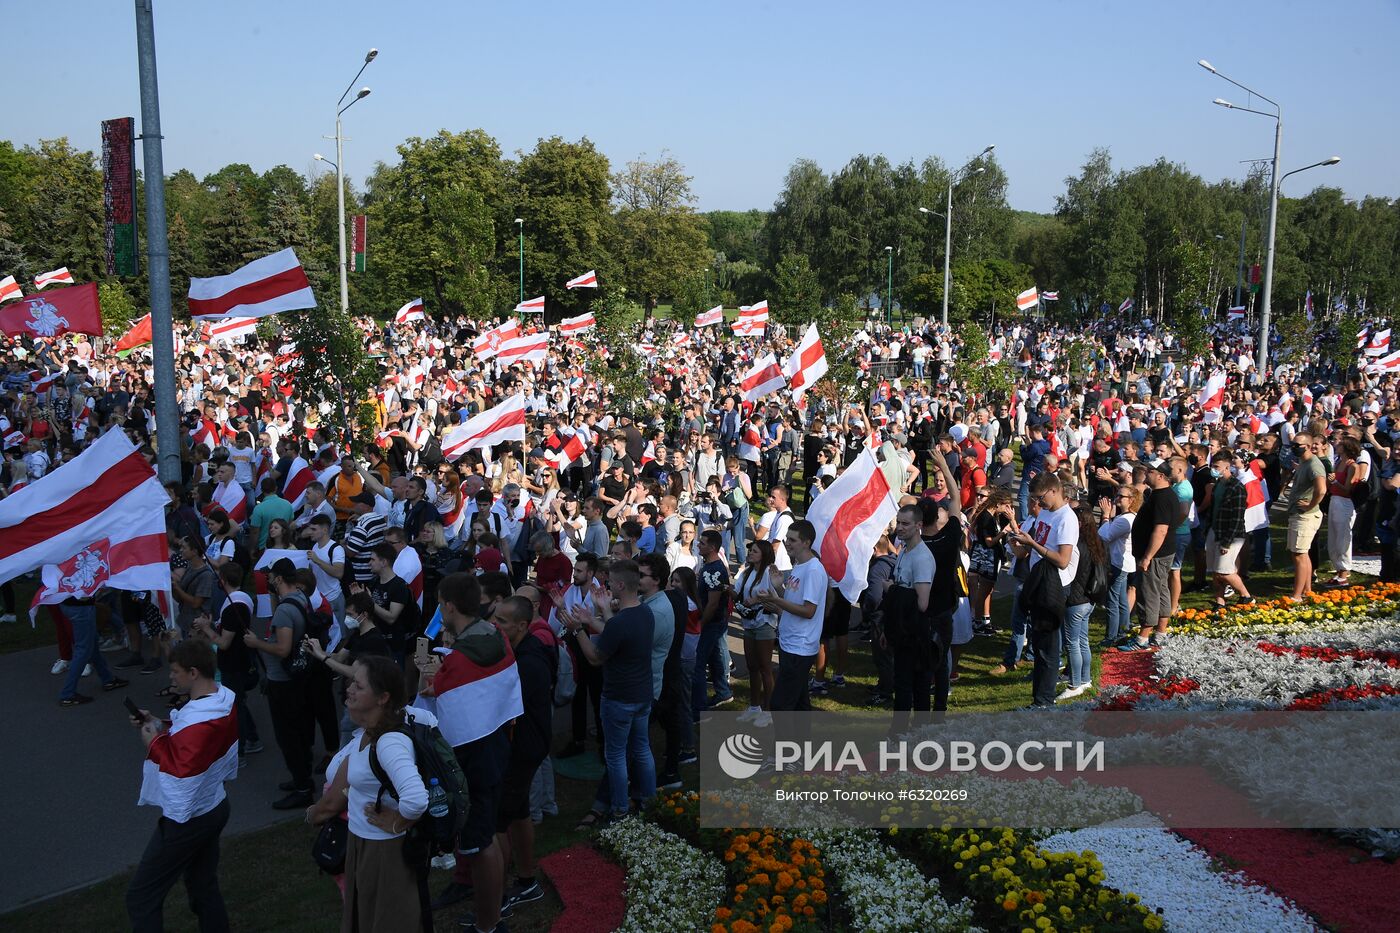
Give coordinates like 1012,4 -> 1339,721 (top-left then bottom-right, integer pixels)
3,304 -> 1397,931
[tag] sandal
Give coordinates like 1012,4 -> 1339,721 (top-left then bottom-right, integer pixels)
574,809 -> 607,832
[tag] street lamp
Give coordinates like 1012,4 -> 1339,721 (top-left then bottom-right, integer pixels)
327,48 -> 377,318
921,144 -> 994,328
514,218 -> 524,306
884,246 -> 894,326
1198,59 -> 1284,372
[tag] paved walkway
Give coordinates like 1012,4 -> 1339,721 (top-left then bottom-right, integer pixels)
0,642 -> 303,914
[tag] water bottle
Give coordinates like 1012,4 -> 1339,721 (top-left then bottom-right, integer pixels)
427,778 -> 449,819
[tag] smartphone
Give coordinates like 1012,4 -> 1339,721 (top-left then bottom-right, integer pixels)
414,637 -> 430,667
124,697 -> 148,723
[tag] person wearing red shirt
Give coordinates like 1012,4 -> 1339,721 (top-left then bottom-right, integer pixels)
959,456 -> 988,511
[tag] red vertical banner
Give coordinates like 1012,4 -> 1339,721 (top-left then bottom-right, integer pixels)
351,215 -> 366,273
101,117 -> 138,276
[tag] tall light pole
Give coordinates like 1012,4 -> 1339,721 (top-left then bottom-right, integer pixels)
134,0 -> 180,483
884,246 -> 894,325
514,218 -> 524,305
327,48 -> 376,316
921,144 -> 994,328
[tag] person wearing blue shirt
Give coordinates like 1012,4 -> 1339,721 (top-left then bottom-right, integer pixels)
1019,427 -> 1052,522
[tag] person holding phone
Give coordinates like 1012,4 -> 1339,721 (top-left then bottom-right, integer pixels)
125,640 -> 238,933
193,561 -> 262,759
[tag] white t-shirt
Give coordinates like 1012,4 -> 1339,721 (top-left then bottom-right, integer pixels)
757,508 -> 794,571
227,446 -> 256,485
311,540 -> 345,601
777,556 -> 829,656
1030,503 -> 1080,587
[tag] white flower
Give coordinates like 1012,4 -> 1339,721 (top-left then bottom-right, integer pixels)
598,817 -> 728,933
1039,824 -> 1320,932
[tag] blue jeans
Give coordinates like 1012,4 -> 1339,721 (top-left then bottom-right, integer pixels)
1063,602 -> 1092,687
1001,591 -> 1032,667
596,697 -> 655,815
692,622 -> 731,718
1018,478 -> 1031,524
1252,526 -> 1272,570
61,604 -> 114,700
1105,567 -> 1130,643
727,504 -> 750,567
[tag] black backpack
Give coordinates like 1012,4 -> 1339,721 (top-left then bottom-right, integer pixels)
284,596 -> 333,677
368,717 -> 469,858
1082,558 -> 1110,606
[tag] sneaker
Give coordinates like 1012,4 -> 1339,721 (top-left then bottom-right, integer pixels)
271,789 -> 313,810
432,881 -> 475,911
737,706 -> 760,723
59,693 -> 94,707
988,663 -> 1017,675
1117,640 -> 1151,652
457,914 -> 509,932
242,740 -> 265,755
807,678 -> 828,695
678,749 -> 699,766
1097,639 -> 1117,649
830,674 -> 846,687
430,852 -> 457,871
82,664 -> 93,677
1056,684 -> 1088,702
657,772 -> 684,790
140,658 -> 161,675
506,879 -> 544,907
0,612 -> 16,623
752,710 -> 772,728
50,659 -> 69,675
102,677 -> 130,692
114,652 -> 144,669
98,635 -> 125,652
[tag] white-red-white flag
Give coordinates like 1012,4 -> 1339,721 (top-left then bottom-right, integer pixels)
671,331 -> 691,348
441,394 -> 526,462
782,322 -> 828,402
1366,328 -> 1391,356
205,480 -> 249,524
1367,348 -> 1400,373
473,319 -> 521,360
282,456 -> 315,511
0,275 -> 21,304
1016,287 -> 1039,311
741,353 -> 786,402
515,296 -> 546,313
34,267 -> 74,290
498,331 -> 549,368
695,305 -> 723,328
559,312 -> 596,335
1197,370 -> 1227,418
544,427 -> 586,470
204,316 -> 258,343
137,684 -> 239,823
394,298 -> 425,325
395,543 -> 425,611
0,428 -> 171,585
32,371 -> 61,394
807,449 -> 897,602
1227,305 -> 1247,320
565,270 -> 597,289
734,301 -> 769,335
188,248 -> 316,320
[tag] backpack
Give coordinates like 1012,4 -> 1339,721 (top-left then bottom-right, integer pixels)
231,539 -> 253,578
1082,557 -> 1109,606
285,596 -> 333,677
368,716 -> 469,857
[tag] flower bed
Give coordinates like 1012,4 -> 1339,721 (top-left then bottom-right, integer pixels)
894,826 -> 1163,931
1173,582 -> 1400,638
650,791 -> 828,933
1037,825 -> 1318,932
805,827 -> 979,933
596,816 -> 729,933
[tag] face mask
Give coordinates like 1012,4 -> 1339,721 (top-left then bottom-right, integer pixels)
1210,468 -> 1221,479
344,614 -> 361,631
1231,466 -> 1243,479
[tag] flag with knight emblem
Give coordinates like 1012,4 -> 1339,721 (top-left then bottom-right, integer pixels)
0,282 -> 102,339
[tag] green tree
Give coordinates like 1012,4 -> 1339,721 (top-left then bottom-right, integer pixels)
98,281 -> 139,337
953,322 -> 1015,401
509,136 -> 614,317
608,153 -> 711,314
366,129 -> 507,319
703,210 -> 765,265
770,253 -> 820,325
288,305 -> 377,447
589,288 -> 648,414
201,181 -> 269,274
21,138 -> 104,281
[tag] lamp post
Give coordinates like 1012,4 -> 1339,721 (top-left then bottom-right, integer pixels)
515,218 -> 524,305
324,48 -> 376,317
920,144 -> 994,329
883,247 -> 894,325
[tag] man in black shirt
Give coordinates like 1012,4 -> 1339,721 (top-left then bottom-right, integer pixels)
1120,465 -> 1177,652
355,544 -> 418,657
194,562 -> 261,757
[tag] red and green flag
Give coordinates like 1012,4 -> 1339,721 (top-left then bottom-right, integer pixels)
352,215 -> 367,273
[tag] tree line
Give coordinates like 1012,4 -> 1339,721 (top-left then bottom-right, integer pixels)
0,133 -> 1395,337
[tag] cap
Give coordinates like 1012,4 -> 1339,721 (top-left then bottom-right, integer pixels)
1155,462 -> 1174,477
350,491 -> 377,506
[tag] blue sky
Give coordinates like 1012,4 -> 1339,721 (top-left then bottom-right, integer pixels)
4,0 -> 1396,213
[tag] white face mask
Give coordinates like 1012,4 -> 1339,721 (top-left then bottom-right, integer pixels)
344,614 -> 361,631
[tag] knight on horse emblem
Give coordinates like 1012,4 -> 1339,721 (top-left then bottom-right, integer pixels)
24,297 -> 70,338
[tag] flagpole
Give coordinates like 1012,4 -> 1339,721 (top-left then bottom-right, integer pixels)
134,0 -> 181,484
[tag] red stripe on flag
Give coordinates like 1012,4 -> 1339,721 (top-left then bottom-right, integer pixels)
444,408 -> 525,457
817,469 -> 891,586
146,713 -> 240,778
0,451 -> 154,562
188,266 -> 310,318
